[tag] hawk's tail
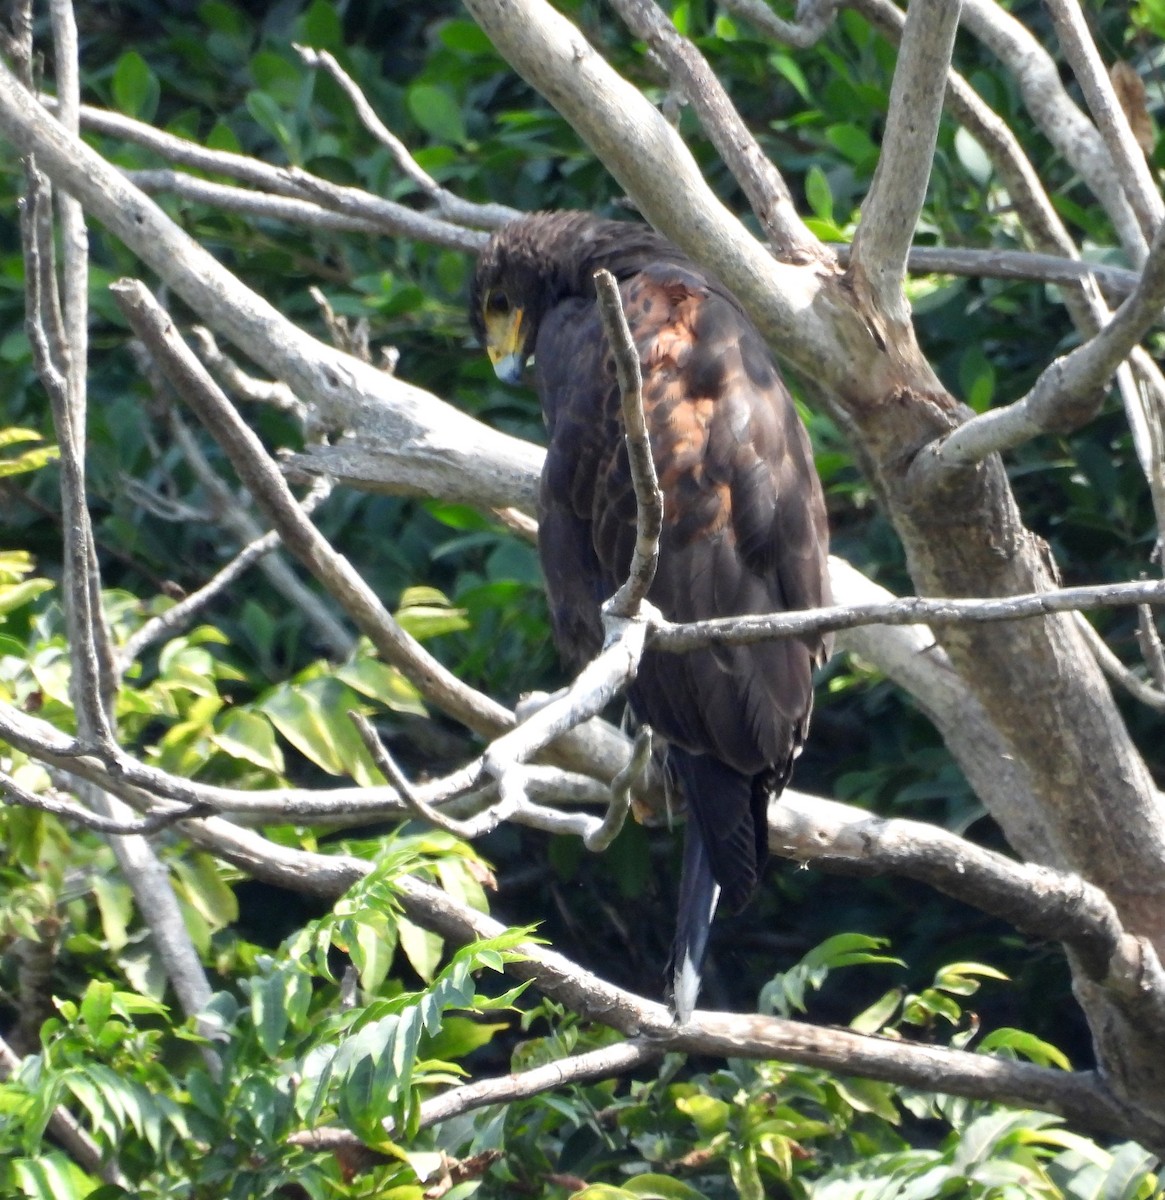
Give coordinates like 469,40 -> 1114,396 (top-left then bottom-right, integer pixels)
669,813 -> 721,1022
666,747 -> 761,1021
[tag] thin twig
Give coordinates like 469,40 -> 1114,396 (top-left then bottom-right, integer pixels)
290,1039 -> 661,1147
350,710 -> 500,838
720,0 -> 837,48
1077,614 -> 1165,711
0,771 -> 210,834
650,575 -> 1165,653
593,268 -> 661,618
191,326 -> 304,419
293,44 -> 517,230
111,280 -> 510,735
833,243 -> 1142,301
959,0 -> 1146,265
1136,604 -> 1165,691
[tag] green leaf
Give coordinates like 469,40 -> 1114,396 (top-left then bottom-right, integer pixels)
92,876 -> 133,953
250,972 -> 291,1058
336,657 -> 426,716
625,1177 -> 711,1199
769,52 -> 810,102
826,123 -> 879,168
1100,1142 -> 1160,1200
80,980 -> 114,1039
395,586 -> 471,640
301,0 -> 343,48
675,1093 -> 731,1138
353,914 -> 397,993
805,165 -> 833,222
246,91 -> 298,159
13,1152 -> 85,1200
213,709 -> 285,773
438,18 -> 495,54
977,1027 -> 1071,1070
0,578 -> 53,618
406,84 -> 467,144
933,961 -> 1009,995
260,683 -> 348,776
112,51 -> 159,120
850,987 -> 903,1034
172,854 -> 238,929
955,126 -> 993,185
398,918 -> 443,983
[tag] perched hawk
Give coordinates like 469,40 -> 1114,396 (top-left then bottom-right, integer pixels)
471,212 -> 831,1019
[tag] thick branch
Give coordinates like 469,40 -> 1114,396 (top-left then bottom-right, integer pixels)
173,815 -> 1152,1144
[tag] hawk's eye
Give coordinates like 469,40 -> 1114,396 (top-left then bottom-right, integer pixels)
486,290 -> 511,316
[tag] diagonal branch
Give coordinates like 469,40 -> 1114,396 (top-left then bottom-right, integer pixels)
607,0 -> 822,263
931,217 -> 1165,468
847,0 -> 963,323
958,0 -> 1146,265
1044,0 -> 1162,243
110,277 -> 515,741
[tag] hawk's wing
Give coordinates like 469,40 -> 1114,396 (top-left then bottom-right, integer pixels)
535,262 -> 831,916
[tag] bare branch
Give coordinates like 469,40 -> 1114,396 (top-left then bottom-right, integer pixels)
291,1040 -> 661,1148
1,76 -> 541,514
110,278 -> 515,739
770,792 -> 1165,1023
594,268 -> 662,618
1045,0 -> 1162,242
351,710 -> 493,838
958,0 -> 1147,266
1077,615 -> 1165,712
292,44 -> 517,230
127,167 -> 486,248
849,0 -> 963,323
834,243 -> 1142,301
174,814 -> 1152,1144
933,219 -> 1165,468
0,771 -> 210,834
1137,604 -> 1165,691
117,528 -> 283,669
607,0 -> 822,263
190,326 -> 304,419
651,576 -> 1165,653
720,0 -> 837,48
159,406 -> 352,660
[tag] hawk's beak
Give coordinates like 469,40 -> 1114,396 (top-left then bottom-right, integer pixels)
483,307 -> 527,385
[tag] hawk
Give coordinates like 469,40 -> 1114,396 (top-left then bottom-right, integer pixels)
471,212 -> 831,1019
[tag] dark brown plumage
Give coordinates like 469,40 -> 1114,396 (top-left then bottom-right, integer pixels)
471,212 -> 832,1018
